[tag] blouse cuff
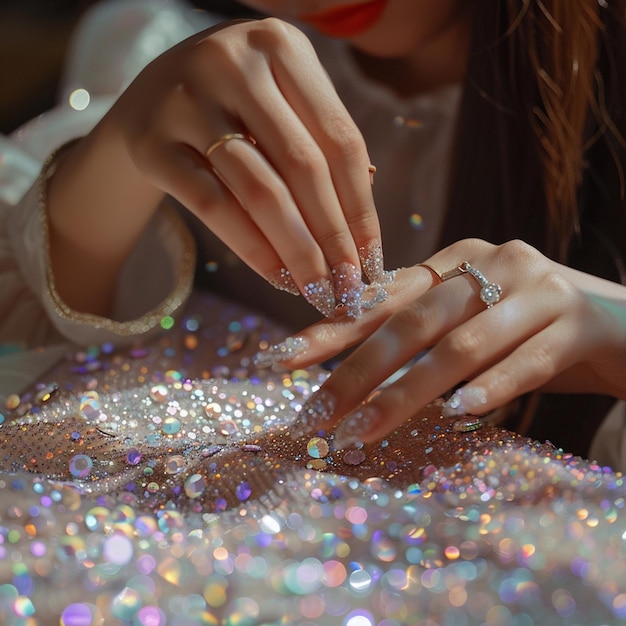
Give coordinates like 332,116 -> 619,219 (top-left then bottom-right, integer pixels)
10,150 -> 196,347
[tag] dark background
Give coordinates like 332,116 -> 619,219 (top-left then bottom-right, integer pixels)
0,0 -> 261,134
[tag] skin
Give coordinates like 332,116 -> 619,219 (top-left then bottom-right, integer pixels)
45,0 -> 626,443
48,18 -> 381,317
285,240 -> 626,443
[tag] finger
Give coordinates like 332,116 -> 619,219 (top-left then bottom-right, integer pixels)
205,132 -> 337,303
330,291 -> 567,447
440,317 -> 591,419
233,26 -> 382,280
131,87 -> 337,312
254,265 -> 432,369
270,43 -> 383,279
136,136 -> 299,288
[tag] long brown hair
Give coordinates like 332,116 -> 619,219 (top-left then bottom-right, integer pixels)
445,0 -> 626,264
507,0 -> 625,257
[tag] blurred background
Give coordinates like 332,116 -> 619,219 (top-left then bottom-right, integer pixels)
0,0 -> 261,134
0,0 -> 97,134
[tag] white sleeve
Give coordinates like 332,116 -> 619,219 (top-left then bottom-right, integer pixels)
4,161 -> 195,349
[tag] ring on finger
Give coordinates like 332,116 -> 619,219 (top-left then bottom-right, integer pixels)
441,261 -> 502,308
205,132 -> 257,159
417,263 -> 444,286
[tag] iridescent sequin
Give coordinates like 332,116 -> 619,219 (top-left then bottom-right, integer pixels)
0,293 -> 625,624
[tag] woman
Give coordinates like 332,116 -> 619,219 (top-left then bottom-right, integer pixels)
1,2 -> 626,622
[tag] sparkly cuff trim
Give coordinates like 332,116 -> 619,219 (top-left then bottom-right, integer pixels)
37,149 -> 196,338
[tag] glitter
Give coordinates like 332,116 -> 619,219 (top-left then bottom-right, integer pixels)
5,393 -> 20,410
60,603 -> 100,626
160,316 -> 175,330
345,612 -> 375,626
13,596 -> 35,617
127,449 -> 142,465
137,606 -> 166,625
236,482 -> 252,501
303,278 -> 335,318
103,534 -> 133,566
343,449 -> 366,466
453,418 -> 483,432
349,569 -> 372,592
162,417 -> 181,435
184,474 -> 206,498
164,455 -> 186,474
205,261 -> 219,272
3,308 -> 626,624
69,454 -> 93,478
112,587 -> 142,620
35,382 -> 58,404
307,437 -> 330,459
150,384 -> 169,402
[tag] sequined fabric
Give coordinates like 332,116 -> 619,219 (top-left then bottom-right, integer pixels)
1,293 -> 626,625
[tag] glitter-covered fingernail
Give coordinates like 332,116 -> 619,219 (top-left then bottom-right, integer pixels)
332,262 -> 365,319
253,336 -> 309,368
358,240 -> 384,283
266,268 -> 300,296
360,282 -> 388,312
333,404 -> 382,450
303,278 -> 335,318
291,388 -> 337,439
442,386 -> 487,418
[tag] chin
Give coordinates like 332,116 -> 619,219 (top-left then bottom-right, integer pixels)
348,32 -> 418,58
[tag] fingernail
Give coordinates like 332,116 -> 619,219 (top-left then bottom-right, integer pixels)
360,282 -> 388,312
332,262 -> 365,319
333,404 -> 382,450
303,278 -> 336,318
358,240 -> 384,283
442,386 -> 487,418
290,388 -> 336,439
266,268 -> 300,296
253,336 -> 309,368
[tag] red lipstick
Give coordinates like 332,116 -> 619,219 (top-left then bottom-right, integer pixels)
300,0 -> 388,38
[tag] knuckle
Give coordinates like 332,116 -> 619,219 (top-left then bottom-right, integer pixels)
396,300 -> 435,331
519,344 -> 557,379
441,326 -> 485,361
323,116 -> 366,160
284,143 -> 327,180
337,357 -> 375,392
239,175 -> 290,211
248,17 -> 307,52
496,239 -> 544,271
384,383 -> 422,416
538,271 -> 576,300
488,368 -> 520,399
315,228 -> 352,254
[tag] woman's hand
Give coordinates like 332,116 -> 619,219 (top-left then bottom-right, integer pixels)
48,18 -> 382,318
273,239 -> 626,445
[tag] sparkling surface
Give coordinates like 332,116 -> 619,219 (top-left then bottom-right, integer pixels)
0,293 -> 625,624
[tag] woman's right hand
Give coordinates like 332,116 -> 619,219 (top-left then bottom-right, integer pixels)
101,17 -> 382,317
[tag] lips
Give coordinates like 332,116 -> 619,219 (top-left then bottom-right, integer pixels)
300,0 -> 388,38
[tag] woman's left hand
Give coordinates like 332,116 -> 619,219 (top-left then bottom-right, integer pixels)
275,239 -> 626,445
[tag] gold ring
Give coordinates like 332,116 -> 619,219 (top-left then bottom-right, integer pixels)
368,164 -> 377,185
205,133 -> 257,159
440,261 -> 502,308
417,263 -> 443,285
